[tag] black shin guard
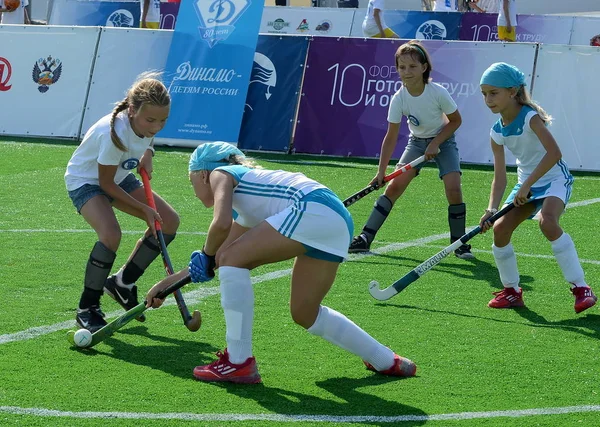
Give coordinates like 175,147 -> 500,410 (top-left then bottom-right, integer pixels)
121,233 -> 176,284
80,241 -> 116,309
362,195 -> 394,244
448,203 -> 466,243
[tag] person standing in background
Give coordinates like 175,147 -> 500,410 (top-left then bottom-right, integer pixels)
590,34 -> 600,47
432,0 -> 457,11
468,0 -> 499,13
497,0 -> 517,42
0,0 -> 30,24
141,0 -> 161,29
362,0 -> 399,39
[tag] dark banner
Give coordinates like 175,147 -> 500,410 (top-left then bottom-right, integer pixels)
239,35 -> 309,152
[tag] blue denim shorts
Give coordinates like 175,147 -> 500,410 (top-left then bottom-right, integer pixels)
398,134 -> 461,179
67,173 -> 142,213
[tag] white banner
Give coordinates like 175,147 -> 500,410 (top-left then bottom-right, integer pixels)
444,43 -> 537,167
569,16 -> 600,47
0,26 -> 100,137
81,28 -> 173,138
531,45 -> 600,172
260,6 -> 354,36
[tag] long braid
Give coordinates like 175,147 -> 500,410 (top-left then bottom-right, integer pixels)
109,100 -> 129,151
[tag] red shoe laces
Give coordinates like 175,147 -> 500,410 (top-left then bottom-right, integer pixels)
208,351 -> 229,368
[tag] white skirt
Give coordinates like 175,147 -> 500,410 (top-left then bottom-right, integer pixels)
266,201 -> 352,260
505,176 -> 574,218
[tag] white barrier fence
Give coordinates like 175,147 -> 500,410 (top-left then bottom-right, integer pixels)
533,44 -> 600,172
81,28 -> 173,134
0,25 -> 599,171
0,25 -> 100,137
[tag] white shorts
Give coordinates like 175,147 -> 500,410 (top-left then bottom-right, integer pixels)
505,176 -> 574,218
266,200 -> 352,261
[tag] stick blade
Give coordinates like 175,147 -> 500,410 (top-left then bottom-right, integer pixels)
368,281 -> 398,301
86,303 -> 147,348
185,310 -> 202,332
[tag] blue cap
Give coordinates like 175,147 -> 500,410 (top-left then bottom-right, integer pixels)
480,62 -> 526,88
189,142 -> 244,172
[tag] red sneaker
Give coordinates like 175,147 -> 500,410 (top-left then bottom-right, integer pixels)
488,287 -> 524,308
572,286 -> 597,314
364,353 -> 417,377
193,349 -> 262,384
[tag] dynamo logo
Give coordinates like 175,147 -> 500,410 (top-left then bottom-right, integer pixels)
106,9 -> 134,27
415,20 -> 447,40
195,0 -> 250,48
245,52 -> 276,111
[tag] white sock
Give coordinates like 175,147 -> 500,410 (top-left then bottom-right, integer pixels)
551,233 -> 587,287
492,243 -> 520,291
114,268 -> 134,289
307,305 -> 395,371
219,266 -> 254,364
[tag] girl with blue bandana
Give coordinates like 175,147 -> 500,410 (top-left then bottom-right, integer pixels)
65,74 -> 180,333
350,40 -> 474,260
479,62 -> 596,313
145,141 -> 417,384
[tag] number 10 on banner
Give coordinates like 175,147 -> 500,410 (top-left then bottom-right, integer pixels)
327,62 -> 402,107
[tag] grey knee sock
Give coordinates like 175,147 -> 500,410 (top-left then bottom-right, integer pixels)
362,195 -> 394,244
80,241 -> 115,308
448,203 -> 466,243
121,233 -> 176,284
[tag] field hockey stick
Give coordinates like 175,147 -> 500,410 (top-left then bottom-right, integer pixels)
368,202 -> 518,301
343,155 -> 426,207
67,274 -> 192,348
140,168 -> 202,332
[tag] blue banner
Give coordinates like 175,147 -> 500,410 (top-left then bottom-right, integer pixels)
160,0 -> 265,143
238,36 -> 308,152
49,0 -> 140,27
385,11 -> 462,40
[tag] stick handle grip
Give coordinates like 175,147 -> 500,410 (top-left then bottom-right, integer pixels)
155,274 -> 192,301
140,168 -> 162,233
343,155 -> 426,207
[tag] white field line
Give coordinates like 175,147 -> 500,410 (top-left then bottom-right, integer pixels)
1,197 -> 599,345
265,158 -> 600,181
0,404 -> 599,423
423,244 -> 600,265
1,194 -> 598,236
0,233 -> 444,345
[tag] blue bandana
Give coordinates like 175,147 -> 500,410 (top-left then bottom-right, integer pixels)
189,142 -> 244,172
480,62 -> 526,88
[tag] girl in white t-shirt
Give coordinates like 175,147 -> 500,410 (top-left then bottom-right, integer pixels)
479,62 -> 596,313
64,74 -> 179,333
350,40 -> 473,260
